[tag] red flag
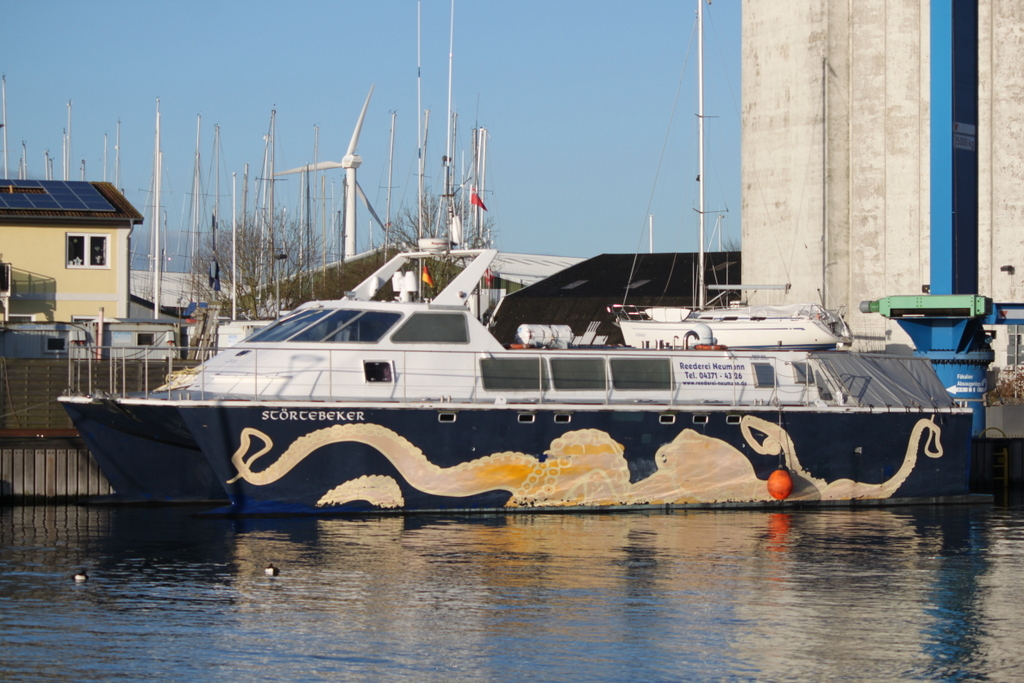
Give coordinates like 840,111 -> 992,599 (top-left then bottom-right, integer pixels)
470,188 -> 488,211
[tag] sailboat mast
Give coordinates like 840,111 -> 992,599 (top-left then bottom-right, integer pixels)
153,99 -> 162,320
1,75 -> 7,178
115,119 -> 121,190
444,0 -> 456,244
232,171 -> 237,320
416,1 -> 424,241
697,0 -> 706,309
385,110 -> 396,254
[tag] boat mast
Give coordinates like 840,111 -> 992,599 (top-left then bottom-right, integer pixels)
152,99 -> 162,320
697,0 -> 706,309
115,119 -> 121,190
231,171 -> 237,320
1,75 -> 7,178
385,110 -> 396,254
444,0 -> 457,245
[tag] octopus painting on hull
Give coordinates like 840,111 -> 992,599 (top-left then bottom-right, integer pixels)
224,415 -> 945,510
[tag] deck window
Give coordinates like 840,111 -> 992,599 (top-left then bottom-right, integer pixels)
364,361 -> 393,383
791,362 -> 810,384
752,363 -> 776,388
609,358 -> 672,390
815,371 -> 834,401
550,358 -> 606,391
480,357 -> 548,391
286,309 -> 402,343
391,312 -> 469,343
245,309 -> 328,343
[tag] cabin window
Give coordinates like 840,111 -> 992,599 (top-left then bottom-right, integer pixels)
518,413 -> 536,424
550,358 -> 606,391
391,312 -> 469,343
364,361 -> 393,383
66,233 -> 107,268
288,309 -> 361,342
438,412 -> 457,423
136,333 -> 155,346
554,413 -> 572,424
327,311 -> 402,342
480,357 -> 549,391
609,358 -> 672,390
814,371 -> 834,401
245,309 -> 328,343
45,337 -> 66,353
791,362 -> 810,384
726,414 -> 741,425
693,414 -> 709,424
659,413 -> 676,425
752,363 -> 776,388
287,309 -> 403,343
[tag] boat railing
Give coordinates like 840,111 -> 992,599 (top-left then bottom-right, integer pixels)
63,344 -> 201,398
115,344 -> 831,411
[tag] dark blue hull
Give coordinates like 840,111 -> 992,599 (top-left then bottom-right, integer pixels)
179,404 -> 975,515
62,400 -> 228,503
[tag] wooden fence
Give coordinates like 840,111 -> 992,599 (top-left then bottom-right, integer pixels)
1,438 -> 112,502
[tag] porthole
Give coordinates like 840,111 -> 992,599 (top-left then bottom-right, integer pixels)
659,413 -> 676,425
518,413 -> 536,424
726,414 -> 741,425
554,413 -> 572,424
438,412 -> 457,423
692,414 -> 710,425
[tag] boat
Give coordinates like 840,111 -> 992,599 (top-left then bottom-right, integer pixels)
611,302 -> 854,351
61,247 -> 976,514
614,0 -> 853,353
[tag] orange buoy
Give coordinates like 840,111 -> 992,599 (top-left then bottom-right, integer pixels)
767,466 -> 793,500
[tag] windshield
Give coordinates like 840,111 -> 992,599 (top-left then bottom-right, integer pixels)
244,309 -> 329,343
243,308 -> 403,344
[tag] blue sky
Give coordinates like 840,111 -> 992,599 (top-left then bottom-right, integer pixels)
2,0 -> 741,266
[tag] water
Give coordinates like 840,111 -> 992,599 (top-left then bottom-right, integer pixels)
2,500 -> 1024,682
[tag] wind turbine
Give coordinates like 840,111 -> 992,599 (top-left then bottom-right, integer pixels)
277,85 -> 384,260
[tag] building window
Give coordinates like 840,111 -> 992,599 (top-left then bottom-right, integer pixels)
1008,325 -> 1023,366
67,234 -> 108,268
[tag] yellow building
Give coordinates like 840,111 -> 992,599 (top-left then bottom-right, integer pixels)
0,180 -> 142,323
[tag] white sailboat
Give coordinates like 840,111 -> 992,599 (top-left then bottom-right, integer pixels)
615,0 -> 853,352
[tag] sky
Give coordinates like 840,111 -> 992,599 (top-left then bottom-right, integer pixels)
1,0 -> 742,269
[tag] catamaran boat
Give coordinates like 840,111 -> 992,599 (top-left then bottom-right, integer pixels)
611,302 -> 855,351
60,248 -> 976,514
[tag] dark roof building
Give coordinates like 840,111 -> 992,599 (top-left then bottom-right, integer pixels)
488,251 -> 741,345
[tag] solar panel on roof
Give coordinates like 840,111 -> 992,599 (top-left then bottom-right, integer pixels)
0,179 -> 115,213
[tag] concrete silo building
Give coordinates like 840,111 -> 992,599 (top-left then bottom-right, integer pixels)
740,1 -> 1024,374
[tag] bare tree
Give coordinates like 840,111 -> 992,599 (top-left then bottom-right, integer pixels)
190,209 -> 324,319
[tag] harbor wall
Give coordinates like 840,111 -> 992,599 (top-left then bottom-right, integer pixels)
1,437 -> 113,502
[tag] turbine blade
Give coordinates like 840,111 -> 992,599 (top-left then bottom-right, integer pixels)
275,160 -> 345,176
346,84 -> 376,157
352,180 -> 385,231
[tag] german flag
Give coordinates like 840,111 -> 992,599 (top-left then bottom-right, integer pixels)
422,264 -> 435,287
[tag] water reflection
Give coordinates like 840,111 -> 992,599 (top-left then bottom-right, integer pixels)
1,503 -> 1023,682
